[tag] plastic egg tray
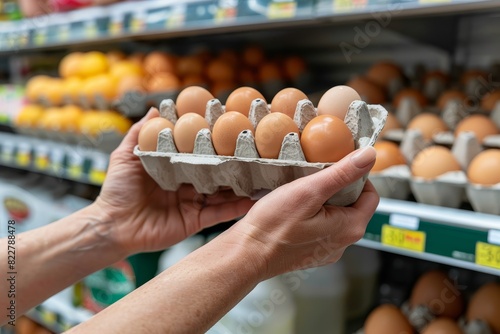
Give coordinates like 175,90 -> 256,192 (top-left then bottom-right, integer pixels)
135,98 -> 388,206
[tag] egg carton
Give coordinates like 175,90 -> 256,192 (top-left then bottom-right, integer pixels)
135,99 -> 388,206
14,126 -> 123,154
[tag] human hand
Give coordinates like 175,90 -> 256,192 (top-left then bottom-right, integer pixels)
225,146 -> 379,279
95,108 -> 255,256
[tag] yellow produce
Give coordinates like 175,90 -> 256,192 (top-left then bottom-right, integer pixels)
15,104 -> 44,127
43,78 -> 65,106
59,52 -> 83,78
62,77 -> 84,103
82,74 -> 118,104
79,111 -> 131,136
59,105 -> 83,131
79,51 -> 109,78
25,75 -> 51,102
38,108 -> 63,130
106,50 -> 126,65
110,60 -> 144,80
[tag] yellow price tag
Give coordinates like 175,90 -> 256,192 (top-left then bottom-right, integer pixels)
59,25 -> 70,41
34,31 -> 47,46
89,169 -> 106,185
35,156 -> 49,170
40,309 -> 57,324
215,8 -> 237,22
476,242 -> 500,270
16,153 -> 30,166
381,225 -> 426,253
130,17 -> 144,33
166,15 -> 184,28
109,21 -> 122,35
67,165 -> 83,179
268,2 -> 297,19
85,23 -> 98,38
333,0 -> 367,12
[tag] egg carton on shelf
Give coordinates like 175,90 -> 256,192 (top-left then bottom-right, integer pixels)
135,99 -> 388,206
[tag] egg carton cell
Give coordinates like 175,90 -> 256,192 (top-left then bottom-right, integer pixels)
135,98 -> 387,206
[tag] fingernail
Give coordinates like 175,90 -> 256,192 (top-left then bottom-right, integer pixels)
351,146 -> 376,168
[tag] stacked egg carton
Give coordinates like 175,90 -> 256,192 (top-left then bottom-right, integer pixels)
135,98 -> 388,206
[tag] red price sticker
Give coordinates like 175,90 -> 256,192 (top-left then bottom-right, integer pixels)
381,224 -> 426,253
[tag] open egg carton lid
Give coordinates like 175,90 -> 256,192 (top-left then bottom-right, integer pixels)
135,98 -> 388,206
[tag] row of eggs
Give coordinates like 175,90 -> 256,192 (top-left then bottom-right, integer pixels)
138,85 -> 363,163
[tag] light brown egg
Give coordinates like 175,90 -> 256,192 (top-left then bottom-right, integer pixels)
346,76 -> 386,104
366,61 -> 404,88
455,115 -> 499,143
372,141 -> 406,172
212,112 -> 254,156
436,90 -> 467,110
117,75 -> 145,97
243,45 -> 265,67
379,112 -> 402,137
283,56 -> 307,80
176,56 -> 204,76
411,146 -> 461,180
206,58 -> 235,82
225,87 -> 266,116
317,85 -> 361,120
468,149 -> 500,185
422,318 -> 463,334
173,113 -> 209,153
301,115 -> 354,163
271,88 -> 308,118
481,90 -> 500,112
407,113 -> 448,141
146,72 -> 181,92
393,88 -> 428,108
423,70 -> 450,85
467,283 -> 500,334
138,117 -> 175,151
410,271 -> 464,319
259,62 -> 283,83
255,112 -> 299,159
143,52 -> 177,75
176,86 -> 215,117
364,304 -> 414,334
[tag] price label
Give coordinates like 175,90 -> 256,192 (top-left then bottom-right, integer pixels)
109,14 -> 123,35
267,1 -> 297,19
333,0 -> 367,12
84,20 -> 98,39
215,8 -> 237,22
1,142 -> 14,162
34,28 -> 48,46
130,11 -> 146,33
89,153 -> 108,185
16,143 -> 31,167
58,24 -> 70,42
67,152 -> 84,179
89,170 -> 106,185
50,148 -> 65,175
381,225 -> 426,252
476,242 -> 500,270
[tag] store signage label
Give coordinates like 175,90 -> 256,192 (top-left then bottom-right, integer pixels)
268,1 -> 297,19
487,230 -> 500,246
381,224 -> 426,253
475,242 -> 500,270
389,213 -> 420,230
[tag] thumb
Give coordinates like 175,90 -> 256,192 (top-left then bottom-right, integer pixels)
305,146 -> 377,203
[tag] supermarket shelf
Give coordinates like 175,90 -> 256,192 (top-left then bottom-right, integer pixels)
0,132 -> 109,186
359,198 -> 500,276
0,0 -> 499,53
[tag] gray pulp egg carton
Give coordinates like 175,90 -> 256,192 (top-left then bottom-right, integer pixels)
134,98 -> 388,206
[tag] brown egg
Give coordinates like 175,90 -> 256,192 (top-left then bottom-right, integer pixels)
243,45 -> 265,67
407,113 -> 448,141
144,52 -> 177,75
255,112 -> 299,159
301,115 -> 355,163
259,62 -> 283,83
460,70 -> 488,85
346,76 -> 386,104
173,113 -> 210,153
117,75 -> 145,97
412,146 -> 462,180
467,149 -> 500,185
271,88 -> 308,118
283,56 -> 307,80
317,85 -> 361,120
366,61 -> 403,88
146,72 -> 180,92
393,88 -> 428,108
467,283 -> 500,334
182,74 -> 206,88
437,90 -> 467,110
423,70 -> 450,85
177,56 -> 204,76
364,304 -> 414,334
422,318 -> 463,334
176,86 -> 215,117
372,141 -> 406,172
138,117 -> 175,151
410,271 -> 464,319
226,87 -> 266,117
455,115 -> 499,143
128,52 -> 145,65
380,112 -> 402,137
481,90 -> 500,112
206,58 -> 235,82
212,112 -> 254,156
